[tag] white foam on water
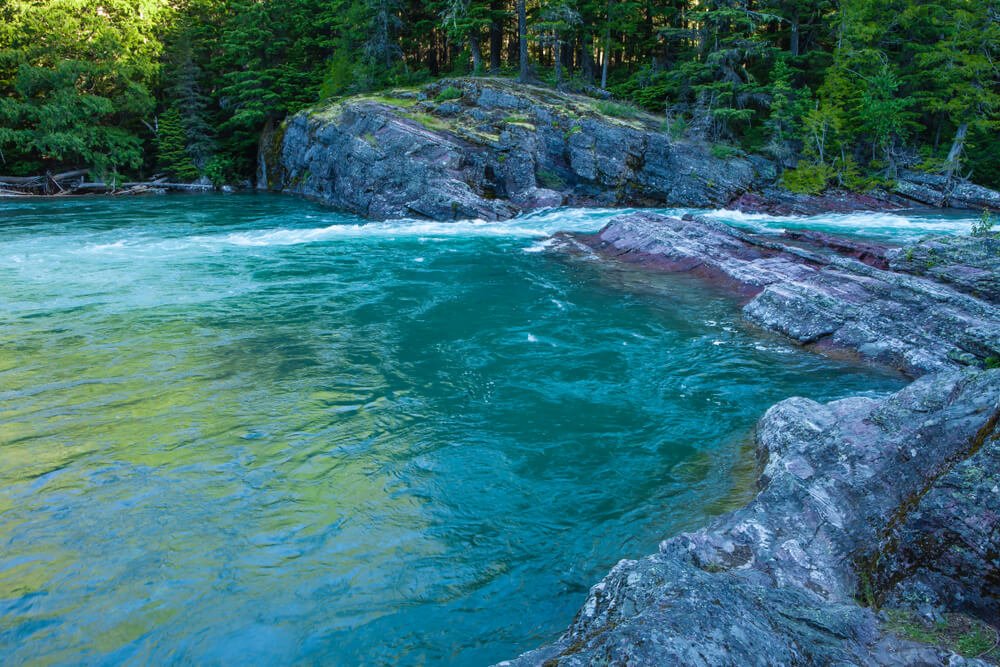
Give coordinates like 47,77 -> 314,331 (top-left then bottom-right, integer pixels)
700,208 -> 979,239
34,205 -> 978,262
523,238 -> 557,253
83,240 -> 129,252
209,208 -> 634,248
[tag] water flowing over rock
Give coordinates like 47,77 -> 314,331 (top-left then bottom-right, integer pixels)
506,369 -> 999,666
565,213 -> 1000,376
502,219 -> 1000,665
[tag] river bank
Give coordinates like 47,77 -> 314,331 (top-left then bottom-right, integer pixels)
258,78 -> 1000,221
3,196 -> 926,665
506,214 -> 1000,665
251,78 -> 1000,662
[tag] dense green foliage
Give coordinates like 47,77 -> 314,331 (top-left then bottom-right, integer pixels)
1,0 -> 997,188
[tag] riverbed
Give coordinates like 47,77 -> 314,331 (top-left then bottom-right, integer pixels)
1,195 -> 971,664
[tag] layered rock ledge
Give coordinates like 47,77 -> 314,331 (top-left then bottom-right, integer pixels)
258,78 -> 1000,221
566,213 -> 1000,376
502,220 -> 1000,665
508,369 -> 999,666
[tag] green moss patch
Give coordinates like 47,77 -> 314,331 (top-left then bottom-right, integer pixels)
884,610 -> 998,660
402,111 -> 451,133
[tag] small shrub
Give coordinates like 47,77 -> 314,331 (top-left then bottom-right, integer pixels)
663,116 -> 687,139
885,609 -> 999,659
954,625 -> 996,657
985,356 -> 1000,370
563,125 -> 582,141
537,168 -> 565,189
710,143 -> 743,160
593,100 -> 640,119
434,85 -> 463,103
204,155 -> 236,188
971,208 -> 995,237
782,162 -> 834,195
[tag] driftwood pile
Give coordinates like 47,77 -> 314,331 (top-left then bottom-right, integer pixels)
0,169 -> 213,197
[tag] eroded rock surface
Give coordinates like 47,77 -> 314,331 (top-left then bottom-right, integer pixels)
258,78 -> 763,219
888,234 -> 1000,304
893,171 -> 1000,212
569,213 -> 1000,375
728,173 -> 1000,217
506,370 -> 1000,666
259,78 -> 1000,221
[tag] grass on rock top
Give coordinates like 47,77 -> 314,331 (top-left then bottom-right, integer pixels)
311,77 -> 669,140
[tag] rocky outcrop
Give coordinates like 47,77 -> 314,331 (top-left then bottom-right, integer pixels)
501,217 -> 1000,665
889,234 -> 1000,305
507,369 -> 1000,666
893,171 -> 1000,212
564,213 -> 1000,376
728,188 -> 909,217
729,174 -> 1000,217
259,78 -> 1000,221
258,78 -> 764,219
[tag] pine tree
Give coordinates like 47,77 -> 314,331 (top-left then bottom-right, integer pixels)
156,107 -> 199,181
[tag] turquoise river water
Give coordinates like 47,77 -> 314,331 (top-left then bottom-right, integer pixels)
0,195 -> 975,665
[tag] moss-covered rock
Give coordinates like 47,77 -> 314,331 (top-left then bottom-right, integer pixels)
258,77 -> 761,220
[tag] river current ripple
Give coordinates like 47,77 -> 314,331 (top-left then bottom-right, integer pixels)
0,195 -> 965,664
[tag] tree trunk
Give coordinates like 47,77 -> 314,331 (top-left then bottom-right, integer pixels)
471,32 -> 483,74
489,0 -> 503,72
601,0 -> 613,89
581,34 -> 595,83
790,12 -> 800,57
944,122 -> 969,189
554,35 -> 562,86
428,35 -> 439,76
517,0 -> 528,81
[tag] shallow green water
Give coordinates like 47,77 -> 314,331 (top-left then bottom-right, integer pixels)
0,195 -> 943,664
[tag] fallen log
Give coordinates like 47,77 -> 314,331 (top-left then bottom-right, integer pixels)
51,168 -> 90,182
0,177 -> 214,196
121,181 -> 212,191
72,183 -> 112,193
72,181 -> 211,194
0,175 -> 43,186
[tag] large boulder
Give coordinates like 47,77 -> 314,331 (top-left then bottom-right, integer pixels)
258,78 -> 761,220
506,370 -> 1000,666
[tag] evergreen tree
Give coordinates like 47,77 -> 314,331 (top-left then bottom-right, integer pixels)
0,0 -> 169,175
156,106 -> 199,181
0,0 -> 996,188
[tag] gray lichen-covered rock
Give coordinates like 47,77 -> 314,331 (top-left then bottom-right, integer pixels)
888,234 -> 1000,304
893,171 -> 1000,212
506,370 -> 1000,666
728,188 -> 909,217
873,424 -> 1000,623
568,212 -> 1000,375
259,103 -> 518,221
258,78 -> 761,220
258,78 -> 1000,220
